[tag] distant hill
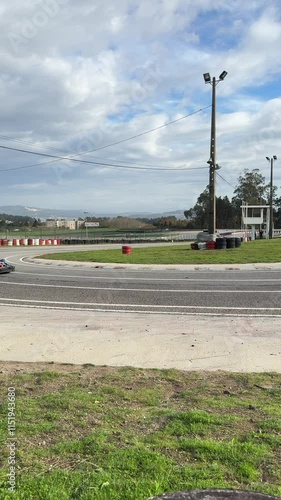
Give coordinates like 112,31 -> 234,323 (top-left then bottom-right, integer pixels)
0,206 -> 186,220
123,210 -> 186,220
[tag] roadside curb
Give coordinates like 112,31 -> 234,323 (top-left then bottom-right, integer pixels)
23,257 -> 281,272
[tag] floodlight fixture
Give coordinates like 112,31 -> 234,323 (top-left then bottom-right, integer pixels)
219,70 -> 228,80
203,72 -> 211,83
266,157 -> 270,161
273,155 -> 277,160
203,70 -> 227,235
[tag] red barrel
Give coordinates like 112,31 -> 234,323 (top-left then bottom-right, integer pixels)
19,239 -> 24,245
2,239 -> 8,246
122,245 -> 132,254
0,240 -> 2,246
39,239 -> 45,246
207,241 -> 216,250
28,238 -> 34,246
57,239 -> 61,245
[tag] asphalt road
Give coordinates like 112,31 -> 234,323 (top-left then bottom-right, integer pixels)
1,245 -> 281,317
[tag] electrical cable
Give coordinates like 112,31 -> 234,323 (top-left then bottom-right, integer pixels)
216,172 -> 236,189
0,145 -> 208,172
0,135 -> 202,171
0,105 -> 211,172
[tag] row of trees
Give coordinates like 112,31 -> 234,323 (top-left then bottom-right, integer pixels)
0,214 -> 35,228
184,169 -> 281,229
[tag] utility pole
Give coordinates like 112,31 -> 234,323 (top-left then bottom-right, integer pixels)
266,155 -> 277,239
203,71 -> 227,235
209,76 -> 216,235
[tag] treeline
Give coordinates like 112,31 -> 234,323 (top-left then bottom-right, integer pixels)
0,213 -> 35,228
184,169 -> 281,229
85,216 -> 188,229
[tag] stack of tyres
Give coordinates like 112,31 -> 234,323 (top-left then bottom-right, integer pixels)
190,243 -> 199,250
198,242 -> 207,250
216,237 -> 226,249
226,237 -> 236,249
206,241 -> 216,250
235,237 -> 242,248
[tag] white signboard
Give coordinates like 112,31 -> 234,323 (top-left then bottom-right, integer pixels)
85,222 -> 100,227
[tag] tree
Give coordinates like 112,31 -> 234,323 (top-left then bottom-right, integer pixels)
231,168 -> 278,227
184,189 -> 237,229
232,169 -> 268,208
216,196 -> 237,228
184,188 -> 209,229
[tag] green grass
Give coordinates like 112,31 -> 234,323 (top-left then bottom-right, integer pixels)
0,365 -> 281,499
38,238 -> 281,265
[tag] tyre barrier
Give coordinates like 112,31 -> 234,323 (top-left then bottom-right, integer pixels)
198,242 -> 207,250
206,241 -> 216,250
226,237 -> 236,249
190,243 -> 199,250
122,245 -> 132,254
235,237 -> 242,248
216,237 -> 227,249
0,239 -> 61,246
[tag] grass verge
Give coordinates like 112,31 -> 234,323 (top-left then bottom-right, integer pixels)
38,239 -> 281,265
0,364 -> 281,499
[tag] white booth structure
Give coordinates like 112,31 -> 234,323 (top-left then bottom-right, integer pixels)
241,205 -> 270,240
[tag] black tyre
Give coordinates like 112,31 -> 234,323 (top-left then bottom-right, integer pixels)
216,237 -> 226,249
226,237 -> 236,249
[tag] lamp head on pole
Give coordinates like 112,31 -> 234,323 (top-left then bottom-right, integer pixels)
266,157 -> 270,162
203,73 -> 211,83
219,70 -> 228,80
273,155 -> 277,160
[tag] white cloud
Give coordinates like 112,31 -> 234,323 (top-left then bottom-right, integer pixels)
0,0 -> 281,214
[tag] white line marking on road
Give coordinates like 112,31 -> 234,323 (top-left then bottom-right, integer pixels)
0,303 -> 280,317
1,282 -> 281,293
13,271 -> 281,282
1,297 -> 281,310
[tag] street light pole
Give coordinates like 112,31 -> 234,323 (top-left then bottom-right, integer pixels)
84,211 -> 89,239
266,155 -> 277,239
209,76 -> 216,235
203,71 -> 227,235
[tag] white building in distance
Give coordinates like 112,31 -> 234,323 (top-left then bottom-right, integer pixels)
46,219 -> 84,230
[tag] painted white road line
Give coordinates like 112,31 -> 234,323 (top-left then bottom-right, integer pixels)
13,271 -> 281,282
1,281 -> 281,293
1,297 -> 281,310
0,303 -> 280,317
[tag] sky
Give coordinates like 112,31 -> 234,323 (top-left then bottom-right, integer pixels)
1,0 -> 281,214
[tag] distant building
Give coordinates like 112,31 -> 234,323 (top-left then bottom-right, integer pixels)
45,218 -> 80,230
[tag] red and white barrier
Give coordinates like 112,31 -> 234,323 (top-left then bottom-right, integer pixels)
0,238 -> 61,246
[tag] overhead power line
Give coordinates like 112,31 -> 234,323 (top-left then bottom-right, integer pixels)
216,172 -> 236,189
0,105 -> 211,172
0,144 -> 208,173
74,105 -> 212,156
0,135 -> 201,171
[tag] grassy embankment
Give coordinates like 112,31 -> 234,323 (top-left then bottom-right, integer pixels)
0,365 -> 281,499
38,238 -> 281,265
